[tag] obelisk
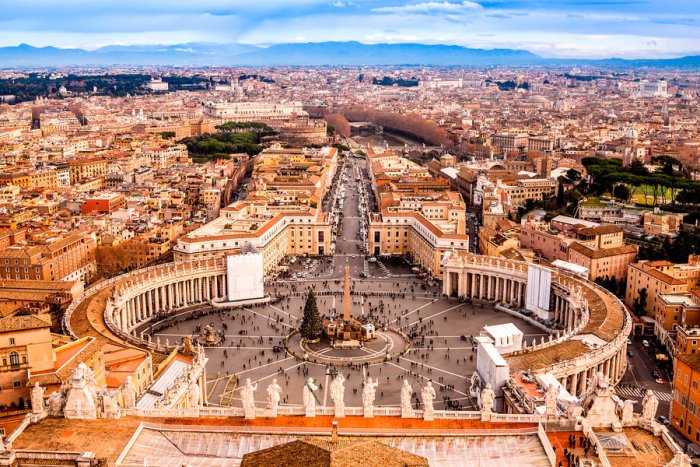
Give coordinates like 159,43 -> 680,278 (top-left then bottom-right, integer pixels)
343,257 -> 351,322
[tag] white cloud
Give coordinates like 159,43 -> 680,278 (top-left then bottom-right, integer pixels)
372,1 -> 482,14
329,1 -> 356,7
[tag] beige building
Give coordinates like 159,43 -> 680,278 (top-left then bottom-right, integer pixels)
0,314 -> 53,409
626,257 -> 700,316
366,150 -> 469,279
174,146 -> 337,273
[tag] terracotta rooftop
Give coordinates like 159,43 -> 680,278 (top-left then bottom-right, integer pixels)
241,439 -> 429,467
0,313 -> 51,333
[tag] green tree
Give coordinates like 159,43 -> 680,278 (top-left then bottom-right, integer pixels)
300,289 -> 323,341
632,288 -> 648,316
651,155 -> 683,175
613,184 -> 630,201
556,183 -> 565,207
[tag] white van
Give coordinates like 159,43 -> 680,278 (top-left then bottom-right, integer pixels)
642,340 -> 650,347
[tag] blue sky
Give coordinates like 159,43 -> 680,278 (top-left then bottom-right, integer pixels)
2,0 -> 699,58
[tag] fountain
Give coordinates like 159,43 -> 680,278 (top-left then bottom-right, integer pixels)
323,258 -> 376,348
195,323 -> 224,346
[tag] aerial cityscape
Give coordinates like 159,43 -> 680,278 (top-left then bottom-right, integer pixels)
0,1 -> 700,466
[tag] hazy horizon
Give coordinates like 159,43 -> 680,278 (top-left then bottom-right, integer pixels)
1,0 -> 699,60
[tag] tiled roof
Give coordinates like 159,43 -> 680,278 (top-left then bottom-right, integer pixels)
0,313 -> 51,333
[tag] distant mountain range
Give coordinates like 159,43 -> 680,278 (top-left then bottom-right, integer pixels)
1,42 -> 700,68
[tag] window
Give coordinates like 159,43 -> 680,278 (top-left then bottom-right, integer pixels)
13,382 -> 20,388
9,352 -> 19,367
9,338 -> 14,346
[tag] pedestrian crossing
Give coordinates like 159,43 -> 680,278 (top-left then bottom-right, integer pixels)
615,385 -> 672,401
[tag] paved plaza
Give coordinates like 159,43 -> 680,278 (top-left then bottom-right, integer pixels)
151,155 -> 550,412
153,280 -> 548,411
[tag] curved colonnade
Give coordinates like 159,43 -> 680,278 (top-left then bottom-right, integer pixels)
64,259 -> 229,359
64,254 -> 630,400
443,253 -> 631,398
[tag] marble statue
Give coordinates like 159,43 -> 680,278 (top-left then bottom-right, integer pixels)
330,373 -> 346,418
621,399 -> 635,425
481,384 -> 495,413
303,377 -> 319,417
121,376 -> 137,409
63,363 -> 98,420
544,384 -> 559,417
362,377 -> 379,418
241,378 -> 257,419
266,379 -> 283,417
596,371 -> 610,390
101,391 -> 121,419
188,381 -> 200,408
421,381 -> 437,421
400,379 -> 414,418
566,402 -> 584,420
47,391 -> 64,416
31,382 -> 45,415
641,389 -> 659,422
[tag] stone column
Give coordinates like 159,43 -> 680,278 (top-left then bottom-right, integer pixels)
580,369 -> 588,395
471,273 -> 477,298
129,299 -> 136,327
151,288 -> 157,315
134,295 -> 141,324
570,372 -> 579,397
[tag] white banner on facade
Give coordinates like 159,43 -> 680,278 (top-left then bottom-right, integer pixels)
526,264 -> 552,320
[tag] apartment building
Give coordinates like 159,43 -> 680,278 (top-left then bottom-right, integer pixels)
0,314 -> 53,409
626,257 -> 700,317
81,193 -> 127,214
366,149 -> 469,279
0,230 -> 97,282
655,293 -> 700,345
68,157 -> 108,184
173,146 -> 337,274
670,353 -> 700,443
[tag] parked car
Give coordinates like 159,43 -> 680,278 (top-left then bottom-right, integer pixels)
658,415 -> 669,425
627,350 -> 634,357
652,370 -> 660,378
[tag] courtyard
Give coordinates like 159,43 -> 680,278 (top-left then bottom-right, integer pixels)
152,280 -> 549,412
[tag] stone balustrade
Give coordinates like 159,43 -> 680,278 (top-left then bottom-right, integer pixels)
443,252 -> 630,398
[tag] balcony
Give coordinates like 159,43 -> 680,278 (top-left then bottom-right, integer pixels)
0,362 -> 29,373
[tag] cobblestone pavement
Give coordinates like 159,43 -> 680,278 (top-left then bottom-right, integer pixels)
154,282 -> 549,412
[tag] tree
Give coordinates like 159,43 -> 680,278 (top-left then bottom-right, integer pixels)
627,160 -> 650,177
565,168 -> 581,182
556,183 -> 565,207
324,114 -> 351,137
613,184 -> 630,201
300,289 -> 323,341
651,155 -> 683,175
632,288 -> 648,316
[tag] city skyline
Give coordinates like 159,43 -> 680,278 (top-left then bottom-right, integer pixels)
1,0 -> 700,59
